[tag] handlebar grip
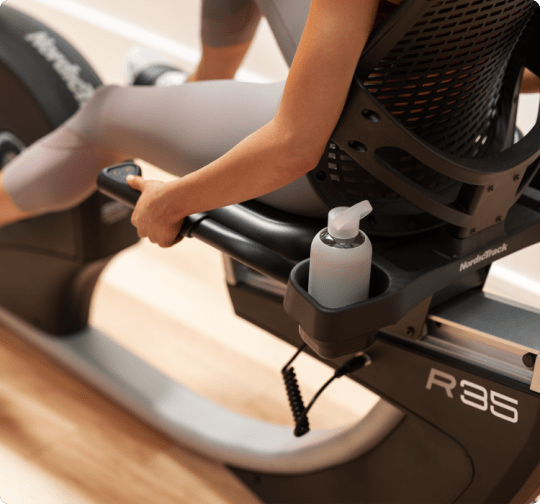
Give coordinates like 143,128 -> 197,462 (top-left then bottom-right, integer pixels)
97,163 -> 294,283
97,162 -> 143,208
97,162 -> 195,238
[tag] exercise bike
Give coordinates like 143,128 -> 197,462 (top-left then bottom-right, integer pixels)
1,0 -> 540,502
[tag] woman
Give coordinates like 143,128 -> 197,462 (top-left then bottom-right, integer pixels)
0,0 -> 537,248
0,0 -> 391,246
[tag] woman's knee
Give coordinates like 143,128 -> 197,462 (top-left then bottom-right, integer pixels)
64,84 -> 122,144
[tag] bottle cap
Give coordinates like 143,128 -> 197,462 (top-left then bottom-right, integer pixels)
328,200 -> 373,240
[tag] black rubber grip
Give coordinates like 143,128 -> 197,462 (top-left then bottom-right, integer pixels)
97,162 -> 143,208
97,163 -> 295,283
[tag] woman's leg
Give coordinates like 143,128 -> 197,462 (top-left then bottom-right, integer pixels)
0,78 -> 326,222
0,0 -> 328,225
194,0 -> 261,81
0,173 -> 33,226
0,81 -> 271,213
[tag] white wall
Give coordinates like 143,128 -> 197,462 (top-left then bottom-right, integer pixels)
6,0 -> 289,84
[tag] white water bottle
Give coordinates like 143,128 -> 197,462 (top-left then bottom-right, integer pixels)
308,200 -> 373,308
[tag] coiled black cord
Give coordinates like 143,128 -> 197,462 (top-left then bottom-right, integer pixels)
282,345 -> 369,437
282,343 -> 310,436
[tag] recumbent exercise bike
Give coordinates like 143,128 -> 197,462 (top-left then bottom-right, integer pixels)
1,0 -> 540,502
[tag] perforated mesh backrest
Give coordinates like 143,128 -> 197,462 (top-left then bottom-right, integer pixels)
313,0 -> 537,231
363,0 -> 534,157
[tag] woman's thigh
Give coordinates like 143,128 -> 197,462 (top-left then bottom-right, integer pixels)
72,80 -> 285,174
69,80 -> 327,216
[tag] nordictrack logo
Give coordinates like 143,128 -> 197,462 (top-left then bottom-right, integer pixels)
459,243 -> 508,272
24,31 -> 95,105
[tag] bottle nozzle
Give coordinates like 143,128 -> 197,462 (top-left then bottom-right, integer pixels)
328,200 -> 372,240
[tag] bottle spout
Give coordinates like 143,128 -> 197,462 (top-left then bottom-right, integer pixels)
328,200 -> 373,240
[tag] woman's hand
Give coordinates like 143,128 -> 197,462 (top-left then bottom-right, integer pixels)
126,175 -> 185,248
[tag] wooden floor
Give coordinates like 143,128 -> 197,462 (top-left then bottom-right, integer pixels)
0,164 -> 378,504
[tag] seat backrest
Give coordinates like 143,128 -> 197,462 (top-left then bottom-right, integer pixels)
309,0 -> 539,238
362,0 -> 534,156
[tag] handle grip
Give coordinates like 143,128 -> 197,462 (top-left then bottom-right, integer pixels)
97,162 -> 295,283
97,162 -> 196,239
97,162 -> 143,208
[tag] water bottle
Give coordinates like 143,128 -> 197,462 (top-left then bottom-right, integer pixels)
308,200 -> 373,308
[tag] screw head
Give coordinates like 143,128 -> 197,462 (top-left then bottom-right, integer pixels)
406,326 -> 415,336
523,352 -> 537,368
496,216 -> 502,222
488,185 -> 494,192
470,228 -> 477,234
514,174 -> 520,181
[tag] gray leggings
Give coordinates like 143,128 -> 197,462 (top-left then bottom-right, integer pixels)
2,0 -> 328,217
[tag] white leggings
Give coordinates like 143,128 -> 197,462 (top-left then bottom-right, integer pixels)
2,0 -> 328,217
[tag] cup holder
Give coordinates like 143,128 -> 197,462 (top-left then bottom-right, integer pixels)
289,259 -> 390,301
283,199 -> 540,359
284,259 -> 394,359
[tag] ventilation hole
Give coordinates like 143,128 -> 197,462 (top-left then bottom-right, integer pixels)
362,109 -> 381,122
349,141 -> 367,152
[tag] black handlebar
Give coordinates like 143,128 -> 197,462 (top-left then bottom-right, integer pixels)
97,163 -> 295,284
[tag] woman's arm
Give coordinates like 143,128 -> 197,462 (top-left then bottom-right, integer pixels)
128,0 -> 380,247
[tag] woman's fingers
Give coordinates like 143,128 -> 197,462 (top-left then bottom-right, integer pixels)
125,176 -> 185,247
126,174 -> 144,191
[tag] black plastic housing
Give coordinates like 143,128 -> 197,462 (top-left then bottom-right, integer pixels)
284,189 -> 540,358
